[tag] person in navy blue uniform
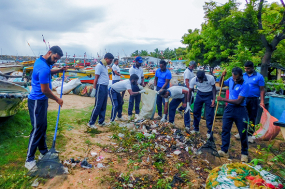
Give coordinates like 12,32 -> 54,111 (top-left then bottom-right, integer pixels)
234,61 -> 265,143
217,67 -> 250,163
88,53 -> 114,128
128,56 -> 145,120
25,46 -> 65,170
154,60 -> 172,118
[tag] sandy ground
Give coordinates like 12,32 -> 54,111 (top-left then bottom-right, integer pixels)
37,91 -> 285,189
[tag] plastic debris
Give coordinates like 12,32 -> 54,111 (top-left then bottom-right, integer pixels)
90,152 -> 97,157
63,167 -> 69,174
96,156 -> 104,162
31,178 -> 39,187
118,133 -> 125,138
81,158 -> 92,169
97,163 -> 105,168
173,150 -> 181,155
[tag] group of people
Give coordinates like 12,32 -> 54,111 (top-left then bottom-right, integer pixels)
25,46 -> 264,170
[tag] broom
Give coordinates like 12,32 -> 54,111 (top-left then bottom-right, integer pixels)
28,70 -> 66,178
197,75 -> 225,158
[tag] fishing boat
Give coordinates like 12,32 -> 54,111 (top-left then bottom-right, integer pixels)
0,80 -> 29,117
0,64 -> 22,74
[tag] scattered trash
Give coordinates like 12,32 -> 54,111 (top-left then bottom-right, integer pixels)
31,178 -> 39,187
97,163 -> 105,168
173,150 -> 181,155
81,158 -> 92,169
63,167 -> 69,174
118,133 -> 125,138
96,156 -> 104,162
90,152 -> 97,157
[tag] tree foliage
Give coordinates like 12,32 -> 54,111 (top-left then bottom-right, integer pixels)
130,47 -> 187,60
182,0 -> 285,78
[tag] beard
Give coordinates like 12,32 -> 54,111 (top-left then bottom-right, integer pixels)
47,56 -> 55,65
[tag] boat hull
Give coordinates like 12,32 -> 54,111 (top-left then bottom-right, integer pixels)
0,96 -> 23,117
0,65 -> 22,74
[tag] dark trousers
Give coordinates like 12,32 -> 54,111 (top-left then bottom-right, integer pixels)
112,80 -> 120,84
221,105 -> 249,155
26,99 -> 49,162
246,97 -> 259,136
156,86 -> 167,117
109,88 -> 123,121
89,84 -> 108,125
169,98 -> 191,127
193,91 -> 215,134
128,84 -> 141,115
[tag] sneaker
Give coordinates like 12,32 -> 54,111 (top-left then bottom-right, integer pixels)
98,122 -> 108,127
206,133 -> 211,139
128,115 -> 132,121
218,150 -> 229,158
25,160 -> 37,171
135,114 -> 139,119
87,123 -> 98,129
241,154 -> 248,163
190,130 -> 199,134
248,136 -> 255,143
116,117 -> 125,121
234,133 -> 240,139
38,153 -> 45,160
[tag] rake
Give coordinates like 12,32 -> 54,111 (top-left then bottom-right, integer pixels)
28,70 -> 66,178
197,75 -> 224,159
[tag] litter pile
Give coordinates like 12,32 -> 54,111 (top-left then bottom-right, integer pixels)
206,162 -> 284,189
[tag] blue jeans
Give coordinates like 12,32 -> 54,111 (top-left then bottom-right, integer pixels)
27,99 -> 49,162
156,86 -> 167,117
128,84 -> 141,115
89,84 -> 108,124
169,98 -> 190,127
109,88 -> 123,121
193,91 -> 214,134
221,105 -> 249,155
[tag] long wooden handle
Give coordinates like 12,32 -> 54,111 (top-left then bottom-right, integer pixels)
211,76 -> 224,132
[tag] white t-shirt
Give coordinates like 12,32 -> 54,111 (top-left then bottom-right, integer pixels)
111,79 -> 132,93
95,63 -> 109,85
112,64 -> 121,80
129,65 -> 144,84
165,86 -> 188,102
184,68 -> 195,86
189,74 -> 215,92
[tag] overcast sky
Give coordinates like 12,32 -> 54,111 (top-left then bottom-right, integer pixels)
0,0 -> 278,58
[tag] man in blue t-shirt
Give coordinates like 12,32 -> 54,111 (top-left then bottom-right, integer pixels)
154,60 -> 172,119
217,67 -> 250,163
234,61 -> 265,143
25,46 -> 65,170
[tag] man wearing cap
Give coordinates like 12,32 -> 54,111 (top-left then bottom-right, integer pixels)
189,70 -> 216,138
112,58 -> 121,84
88,53 -> 114,128
109,74 -> 146,122
25,46 -> 65,170
177,60 -> 196,115
234,61 -> 265,143
154,60 -> 172,119
158,86 -> 191,126
128,56 -> 145,120
217,68 -> 250,162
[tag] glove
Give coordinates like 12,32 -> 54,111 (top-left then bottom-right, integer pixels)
184,102 -> 192,114
160,114 -> 167,122
154,86 -> 157,91
138,85 -> 144,90
139,89 -> 146,94
90,88 -> 96,97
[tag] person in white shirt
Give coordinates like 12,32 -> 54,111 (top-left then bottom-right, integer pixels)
112,58 -> 121,84
88,53 -> 114,129
189,70 -> 216,138
177,60 -> 196,114
109,74 -> 145,122
128,56 -> 145,120
158,86 -> 191,127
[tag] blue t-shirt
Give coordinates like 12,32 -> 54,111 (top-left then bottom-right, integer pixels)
28,56 -> 52,100
224,77 -> 249,106
243,71 -> 265,97
155,68 -> 172,88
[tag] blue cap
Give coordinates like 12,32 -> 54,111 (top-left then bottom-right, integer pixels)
135,56 -> 143,63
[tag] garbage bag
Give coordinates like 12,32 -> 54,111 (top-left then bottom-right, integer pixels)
254,106 -> 280,141
72,83 -> 93,97
137,88 -> 157,120
206,163 -> 284,189
56,78 -> 81,95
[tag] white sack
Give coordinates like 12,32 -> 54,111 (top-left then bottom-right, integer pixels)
56,78 -> 81,95
137,88 -> 157,120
